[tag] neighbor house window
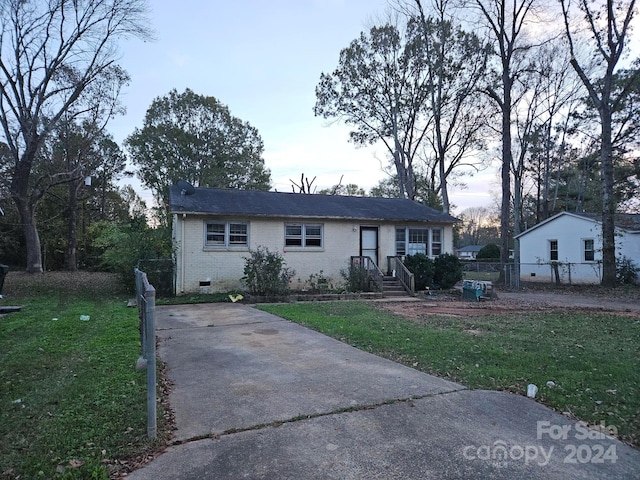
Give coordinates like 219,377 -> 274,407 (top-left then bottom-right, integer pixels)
549,240 -> 558,261
205,222 -> 248,247
395,227 -> 441,256
285,224 -> 323,248
583,239 -> 595,262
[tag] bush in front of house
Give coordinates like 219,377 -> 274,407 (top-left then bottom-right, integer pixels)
476,243 -> 500,260
340,262 -> 379,292
616,256 -> 639,285
402,253 -> 435,290
433,253 -> 463,289
242,246 -> 295,297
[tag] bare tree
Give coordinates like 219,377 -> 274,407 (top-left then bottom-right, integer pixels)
561,0 -> 638,285
413,0 -> 491,214
469,0 -> 537,275
0,0 -> 151,273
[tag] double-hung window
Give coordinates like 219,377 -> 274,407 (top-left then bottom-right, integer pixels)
395,228 -> 407,256
285,224 -> 323,248
205,221 -> 248,247
583,239 -> 595,262
431,229 -> 442,256
549,240 -> 558,261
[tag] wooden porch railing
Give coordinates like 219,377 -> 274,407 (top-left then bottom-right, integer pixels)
350,256 -> 384,291
387,256 -> 415,294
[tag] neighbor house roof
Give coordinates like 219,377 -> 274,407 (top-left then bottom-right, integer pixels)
514,211 -> 640,239
457,245 -> 484,253
168,185 -> 459,223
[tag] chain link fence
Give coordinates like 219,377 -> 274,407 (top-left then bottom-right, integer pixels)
462,260 -> 606,289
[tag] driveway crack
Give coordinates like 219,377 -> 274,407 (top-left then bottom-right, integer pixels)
169,388 -> 465,447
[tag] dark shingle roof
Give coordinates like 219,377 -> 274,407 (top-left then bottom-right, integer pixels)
169,186 -> 459,223
458,245 -> 484,253
569,212 -> 640,231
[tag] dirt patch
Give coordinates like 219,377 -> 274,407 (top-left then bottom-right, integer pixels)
376,286 -> 640,321
1,271 -> 125,298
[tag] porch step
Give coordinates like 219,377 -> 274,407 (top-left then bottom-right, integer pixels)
382,276 -> 410,297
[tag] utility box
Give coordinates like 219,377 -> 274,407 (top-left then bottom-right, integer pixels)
462,279 -> 493,301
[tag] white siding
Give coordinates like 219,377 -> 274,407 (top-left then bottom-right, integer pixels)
518,213 -> 639,284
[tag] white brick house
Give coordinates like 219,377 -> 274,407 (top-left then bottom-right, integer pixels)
169,185 -> 459,294
516,211 -> 640,284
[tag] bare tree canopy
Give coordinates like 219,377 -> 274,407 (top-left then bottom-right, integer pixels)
0,0 -> 151,273
560,0 -> 639,286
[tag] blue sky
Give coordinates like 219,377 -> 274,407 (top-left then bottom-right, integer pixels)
108,0 -> 496,211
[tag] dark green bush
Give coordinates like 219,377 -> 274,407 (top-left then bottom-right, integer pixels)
476,243 -> 501,260
242,247 -> 295,297
403,254 -> 435,290
433,253 -> 463,289
340,263 -> 379,292
616,256 -> 639,285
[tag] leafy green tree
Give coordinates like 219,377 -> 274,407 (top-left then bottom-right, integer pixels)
0,0 -> 150,273
91,215 -> 173,293
126,88 -> 271,211
36,121 -> 128,270
314,21 -> 430,200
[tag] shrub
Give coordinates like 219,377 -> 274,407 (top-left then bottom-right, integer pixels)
340,262 -> 379,292
91,219 -> 173,293
476,243 -> 500,260
433,253 -> 463,289
242,247 -> 295,297
616,256 -> 639,285
306,270 -> 332,292
402,254 -> 435,290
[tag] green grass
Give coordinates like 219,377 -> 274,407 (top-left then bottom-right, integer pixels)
0,292 -> 157,479
258,301 -> 640,447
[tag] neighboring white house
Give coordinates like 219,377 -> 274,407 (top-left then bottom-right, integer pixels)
516,211 -> 640,284
457,245 -> 484,260
169,185 -> 459,294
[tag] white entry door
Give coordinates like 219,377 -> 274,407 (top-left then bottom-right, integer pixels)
360,227 -> 379,264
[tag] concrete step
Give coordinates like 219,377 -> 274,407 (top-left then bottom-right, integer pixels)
381,277 -> 410,297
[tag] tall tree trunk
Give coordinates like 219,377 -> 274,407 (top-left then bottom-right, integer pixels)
600,102 -> 617,286
16,200 -> 43,273
11,147 -> 44,273
65,180 -> 79,271
500,70 -> 513,277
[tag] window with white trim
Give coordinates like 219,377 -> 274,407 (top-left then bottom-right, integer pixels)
549,240 -> 558,261
395,228 -> 406,256
205,222 -> 248,247
285,223 -> 323,248
431,229 -> 442,256
583,239 -> 595,262
395,227 -> 442,256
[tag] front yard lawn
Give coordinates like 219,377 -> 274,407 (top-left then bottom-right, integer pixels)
258,301 -> 640,448
0,290 -> 161,479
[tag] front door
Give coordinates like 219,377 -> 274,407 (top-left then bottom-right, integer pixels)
360,227 -> 379,264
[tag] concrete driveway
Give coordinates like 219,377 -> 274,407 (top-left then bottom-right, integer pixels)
128,303 -> 640,479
